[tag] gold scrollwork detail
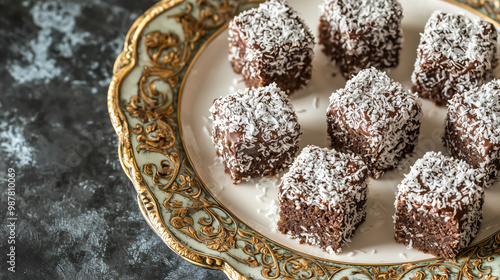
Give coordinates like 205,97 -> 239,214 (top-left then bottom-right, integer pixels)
109,0 -> 500,279
459,0 -> 500,21
161,166 -> 282,273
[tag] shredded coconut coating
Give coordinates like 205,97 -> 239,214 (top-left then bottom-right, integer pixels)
320,0 -> 402,32
279,145 -> 368,210
449,79 -> 500,150
210,83 -> 300,182
319,0 -> 403,77
327,67 -> 422,174
446,79 -> 500,183
278,145 -> 368,254
231,0 -> 313,52
411,11 -> 498,103
417,11 -> 496,65
396,151 -> 484,214
228,0 -> 314,90
395,151 -> 485,251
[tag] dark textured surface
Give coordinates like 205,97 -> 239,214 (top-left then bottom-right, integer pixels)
0,1 -> 226,279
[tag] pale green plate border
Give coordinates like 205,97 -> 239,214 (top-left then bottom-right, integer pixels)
108,0 -> 500,279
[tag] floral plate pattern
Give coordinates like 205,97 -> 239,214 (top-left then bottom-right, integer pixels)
108,0 -> 500,279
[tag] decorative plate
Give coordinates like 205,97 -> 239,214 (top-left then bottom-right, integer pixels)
108,0 -> 500,279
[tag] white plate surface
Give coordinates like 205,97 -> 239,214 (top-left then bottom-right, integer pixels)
180,0 -> 500,264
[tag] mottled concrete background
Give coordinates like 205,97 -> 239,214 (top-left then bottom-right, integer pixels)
0,0 -> 225,279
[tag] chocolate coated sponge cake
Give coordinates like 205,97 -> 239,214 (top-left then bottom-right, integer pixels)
394,151 -> 485,259
228,0 -> 314,94
411,11 -> 497,106
327,67 -> 422,179
278,145 -> 369,254
210,83 -> 300,184
444,79 -> 500,185
318,0 -> 403,78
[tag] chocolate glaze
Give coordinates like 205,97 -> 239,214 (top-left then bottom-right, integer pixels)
411,12 -> 497,107
228,1 -> 314,94
318,3 -> 402,79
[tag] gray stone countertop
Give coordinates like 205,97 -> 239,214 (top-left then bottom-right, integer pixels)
0,0 -> 225,279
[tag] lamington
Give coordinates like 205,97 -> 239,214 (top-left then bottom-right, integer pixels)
277,145 -> 369,254
444,79 -> 500,185
326,67 -> 422,179
228,0 -> 314,94
209,83 -> 301,184
318,0 -> 403,79
394,151 -> 485,259
411,11 -> 497,106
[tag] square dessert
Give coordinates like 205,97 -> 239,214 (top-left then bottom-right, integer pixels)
411,11 -> 497,106
444,79 -> 500,185
228,0 -> 314,94
209,83 -> 301,184
318,0 -> 403,79
394,151 -> 485,259
326,67 -> 422,179
277,145 -> 369,254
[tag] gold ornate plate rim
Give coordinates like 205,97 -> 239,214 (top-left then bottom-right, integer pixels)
108,0 -> 500,279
